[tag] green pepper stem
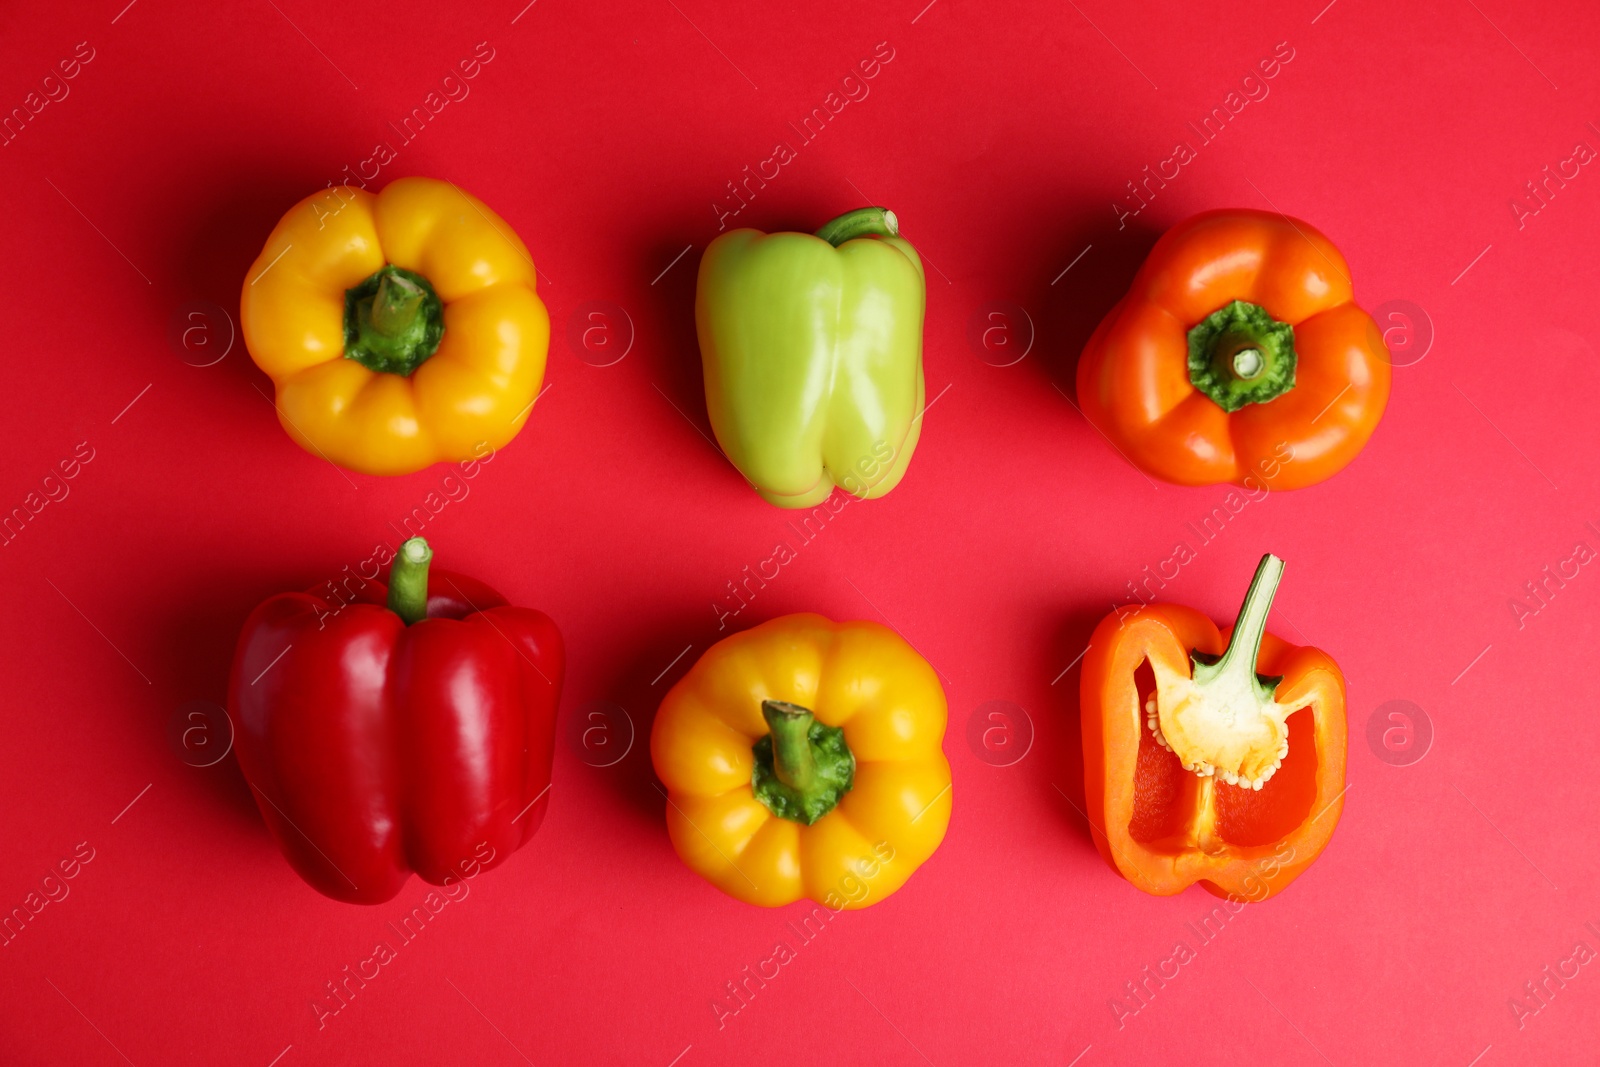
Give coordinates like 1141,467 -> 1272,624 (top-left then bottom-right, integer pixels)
369,271 -> 426,338
751,701 -> 854,823
1198,553 -> 1284,690
761,700 -> 818,792
815,207 -> 899,246
343,265 -> 445,377
386,537 -> 433,625
1186,301 -> 1297,412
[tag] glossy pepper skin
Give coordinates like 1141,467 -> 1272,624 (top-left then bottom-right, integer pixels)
1079,556 -> 1346,900
227,539 -> 563,904
1077,209 -> 1389,489
651,614 -> 951,909
240,176 -> 550,476
696,207 -> 927,508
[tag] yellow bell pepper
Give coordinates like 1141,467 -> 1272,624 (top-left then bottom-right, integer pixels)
240,176 -> 550,476
650,613 -> 952,909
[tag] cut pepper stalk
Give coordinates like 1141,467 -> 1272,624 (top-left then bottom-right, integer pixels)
386,537 -> 433,625
750,699 -> 856,825
343,264 -> 446,377
814,206 -> 899,246
1147,554 -> 1293,790
1185,300 -> 1297,413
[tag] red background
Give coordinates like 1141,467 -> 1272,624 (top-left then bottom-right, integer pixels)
1,0 -> 1596,1063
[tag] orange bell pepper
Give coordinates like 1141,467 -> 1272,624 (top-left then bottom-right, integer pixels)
1078,555 -> 1346,899
1076,209 -> 1389,489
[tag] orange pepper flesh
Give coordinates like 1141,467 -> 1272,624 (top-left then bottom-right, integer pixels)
1079,600 -> 1347,900
1076,209 -> 1390,489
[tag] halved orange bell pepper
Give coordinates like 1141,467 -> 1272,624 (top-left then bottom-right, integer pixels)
1076,209 -> 1389,489
1079,555 -> 1346,899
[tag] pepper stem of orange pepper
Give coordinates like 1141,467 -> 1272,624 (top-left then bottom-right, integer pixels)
386,537 -> 433,625
752,699 -> 856,824
815,207 -> 899,247
1187,300 -> 1297,411
1194,553 -> 1284,692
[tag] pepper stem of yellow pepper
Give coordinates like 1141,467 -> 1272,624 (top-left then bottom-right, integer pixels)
343,264 -> 445,377
753,700 -> 856,824
815,206 -> 899,247
371,271 -> 426,336
762,700 -> 819,791
386,537 -> 433,625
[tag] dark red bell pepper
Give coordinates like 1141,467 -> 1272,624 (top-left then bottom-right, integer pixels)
227,537 -> 563,904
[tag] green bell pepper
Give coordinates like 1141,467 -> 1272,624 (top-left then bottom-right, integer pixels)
695,207 -> 927,508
